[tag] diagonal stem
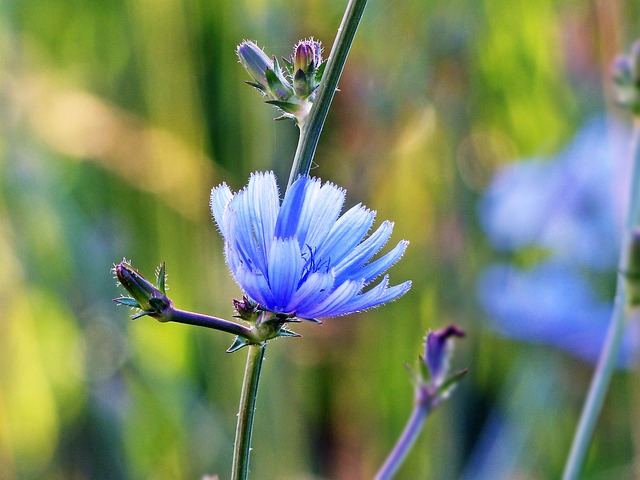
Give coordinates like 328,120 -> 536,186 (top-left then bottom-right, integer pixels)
562,123 -> 640,479
287,0 -> 369,187
375,402 -> 429,480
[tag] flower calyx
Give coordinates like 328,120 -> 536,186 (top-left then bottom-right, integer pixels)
226,310 -> 301,353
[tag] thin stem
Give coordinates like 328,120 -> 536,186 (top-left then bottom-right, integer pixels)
562,296 -> 627,480
562,124 -> 640,480
227,3 -> 371,478
232,343 -> 266,480
626,122 -> 640,230
375,401 -> 429,480
287,0 -> 369,187
168,308 -> 257,340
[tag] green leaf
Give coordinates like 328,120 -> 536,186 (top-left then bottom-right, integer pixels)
281,56 -> 293,75
265,100 -> 302,115
156,262 -> 167,294
132,311 -> 154,320
315,60 -> 327,82
226,336 -> 253,353
435,368 -> 468,397
276,327 -> 301,338
114,296 -> 141,308
265,68 -> 292,100
293,68 -> 310,97
244,80 -> 267,93
418,355 -> 432,384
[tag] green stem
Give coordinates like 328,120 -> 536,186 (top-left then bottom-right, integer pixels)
287,0 -> 369,187
168,308 -> 257,340
562,123 -> 640,479
375,401 -> 429,480
228,3 -> 371,477
231,343 -> 266,480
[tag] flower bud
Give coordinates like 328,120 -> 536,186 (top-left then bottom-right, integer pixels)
293,41 -> 316,73
237,40 -> 273,88
114,260 -> 173,320
233,295 -> 260,322
425,325 -> 465,387
291,38 -> 324,99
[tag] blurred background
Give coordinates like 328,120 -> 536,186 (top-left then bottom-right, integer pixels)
2,0 -> 640,478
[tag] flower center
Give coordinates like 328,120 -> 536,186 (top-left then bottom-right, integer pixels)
299,245 -> 331,287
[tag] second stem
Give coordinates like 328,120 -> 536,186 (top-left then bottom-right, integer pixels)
231,343 -> 266,480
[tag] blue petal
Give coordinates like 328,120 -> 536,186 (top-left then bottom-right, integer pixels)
357,240 -> 409,284
267,238 -> 303,311
210,183 -> 232,236
304,181 -> 346,249
303,280 -> 364,318
332,276 -> 411,315
315,204 -> 375,266
223,209 -> 257,270
246,172 -> 280,256
235,264 -> 276,309
285,270 -> 335,316
274,175 -> 316,239
333,220 -> 394,283
229,187 -> 269,273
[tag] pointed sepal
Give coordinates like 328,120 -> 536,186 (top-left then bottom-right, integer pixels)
435,368 -> 469,400
265,67 -> 292,100
265,100 -> 304,116
226,336 -> 253,353
114,296 -> 141,308
156,262 -> 167,294
275,327 -> 301,338
315,60 -> 327,83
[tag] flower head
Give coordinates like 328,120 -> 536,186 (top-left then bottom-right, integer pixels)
210,172 -> 411,321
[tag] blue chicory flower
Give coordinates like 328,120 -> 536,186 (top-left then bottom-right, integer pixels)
480,117 -> 628,270
210,172 -> 411,320
477,117 -> 640,366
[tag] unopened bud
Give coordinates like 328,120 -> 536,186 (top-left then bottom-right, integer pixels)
425,325 -> 465,387
237,40 -> 273,88
114,260 -> 173,320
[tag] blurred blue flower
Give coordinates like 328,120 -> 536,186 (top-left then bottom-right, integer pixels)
480,117 -> 628,270
478,117 -> 639,365
211,172 -> 411,320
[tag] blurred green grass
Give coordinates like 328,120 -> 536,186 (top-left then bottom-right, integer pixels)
1,0 -> 639,478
